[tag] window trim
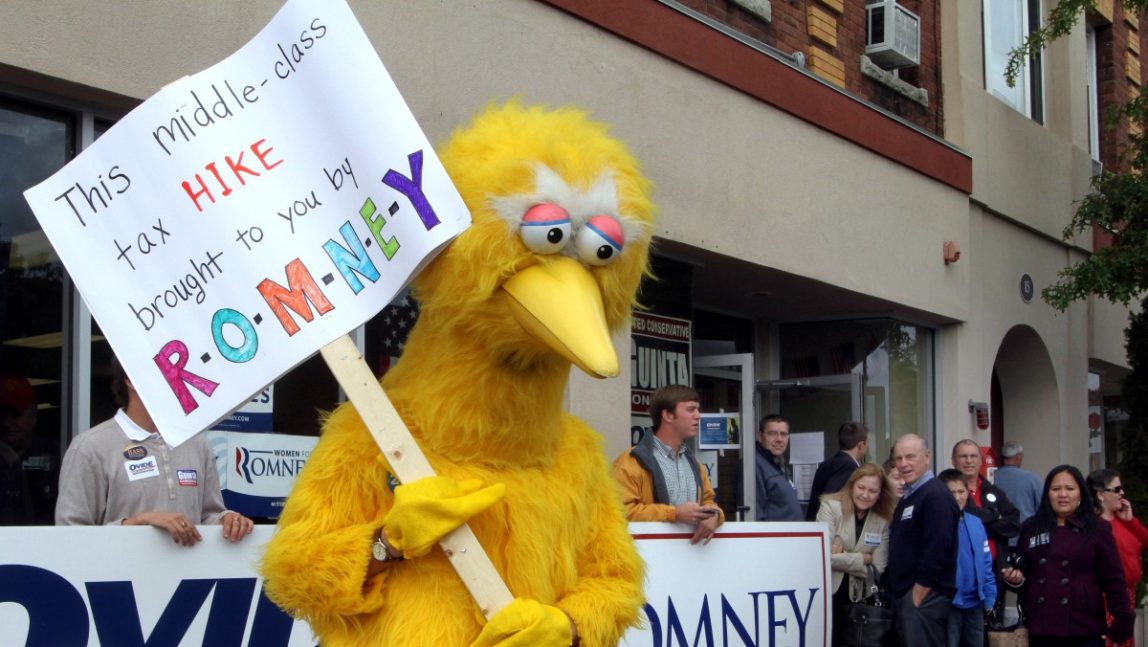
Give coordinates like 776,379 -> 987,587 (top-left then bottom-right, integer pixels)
983,0 -> 1044,121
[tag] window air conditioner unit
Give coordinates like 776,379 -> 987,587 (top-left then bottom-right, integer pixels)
866,0 -> 920,69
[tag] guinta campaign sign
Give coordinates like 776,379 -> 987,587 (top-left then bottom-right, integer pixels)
23,0 -> 469,446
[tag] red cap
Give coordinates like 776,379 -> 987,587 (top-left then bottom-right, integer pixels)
0,375 -> 35,412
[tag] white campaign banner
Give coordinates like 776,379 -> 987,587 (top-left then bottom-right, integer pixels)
0,523 -> 830,646
22,0 -> 469,446
623,522 -> 831,647
0,526 -> 314,646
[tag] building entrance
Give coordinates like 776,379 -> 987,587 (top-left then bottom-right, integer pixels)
758,375 -> 862,506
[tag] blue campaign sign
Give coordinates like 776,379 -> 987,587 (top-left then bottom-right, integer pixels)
209,430 -> 316,518
698,413 -> 741,449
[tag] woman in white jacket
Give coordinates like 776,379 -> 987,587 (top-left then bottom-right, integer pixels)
817,462 -> 895,647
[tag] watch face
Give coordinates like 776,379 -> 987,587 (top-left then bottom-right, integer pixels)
373,539 -> 389,561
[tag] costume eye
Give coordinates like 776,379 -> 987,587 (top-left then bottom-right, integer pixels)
520,203 -> 571,254
575,215 -> 624,266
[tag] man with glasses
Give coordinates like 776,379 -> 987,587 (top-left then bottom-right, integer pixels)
951,439 -> 1019,621
755,414 -> 802,521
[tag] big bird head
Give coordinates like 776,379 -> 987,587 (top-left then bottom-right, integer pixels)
413,101 -> 654,378
380,102 -> 655,467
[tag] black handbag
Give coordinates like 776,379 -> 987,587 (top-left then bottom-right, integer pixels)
839,565 -> 895,647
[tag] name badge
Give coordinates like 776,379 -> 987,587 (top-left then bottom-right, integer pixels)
124,455 -> 159,482
901,505 -> 914,521
864,532 -> 882,547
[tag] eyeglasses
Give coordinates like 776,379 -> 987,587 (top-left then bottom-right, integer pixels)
1103,486 -> 1125,495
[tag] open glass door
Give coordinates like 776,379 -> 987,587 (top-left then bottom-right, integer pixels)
693,354 -> 755,521
757,374 -> 862,508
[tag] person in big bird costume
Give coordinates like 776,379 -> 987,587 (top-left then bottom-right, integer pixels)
261,102 -> 654,646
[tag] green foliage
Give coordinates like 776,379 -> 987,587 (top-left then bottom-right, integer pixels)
1003,2 -> 1148,309
1004,1 -> 1148,605
1006,2 -> 1148,88
1005,0 -> 1093,88
1041,95 -> 1148,310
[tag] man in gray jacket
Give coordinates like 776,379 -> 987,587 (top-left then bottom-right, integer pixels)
755,414 -> 802,521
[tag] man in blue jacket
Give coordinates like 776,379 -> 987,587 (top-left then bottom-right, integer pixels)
887,434 -> 960,647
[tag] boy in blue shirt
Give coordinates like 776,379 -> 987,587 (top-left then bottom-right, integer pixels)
938,469 -> 997,647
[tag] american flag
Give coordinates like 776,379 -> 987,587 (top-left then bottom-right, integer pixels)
374,290 -> 420,375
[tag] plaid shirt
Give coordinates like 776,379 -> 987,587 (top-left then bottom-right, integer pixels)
650,435 -> 698,506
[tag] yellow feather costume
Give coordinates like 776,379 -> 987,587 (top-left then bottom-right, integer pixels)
261,102 -> 654,646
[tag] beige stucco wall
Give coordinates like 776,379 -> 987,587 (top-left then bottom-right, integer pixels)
938,207 -> 1092,476
0,0 -> 973,451
1091,296 -> 1134,367
1,0 -> 1129,473
942,0 -> 1093,241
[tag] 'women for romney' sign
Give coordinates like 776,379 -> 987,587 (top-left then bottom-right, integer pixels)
23,0 -> 469,446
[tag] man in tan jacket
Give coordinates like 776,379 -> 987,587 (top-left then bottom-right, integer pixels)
613,385 -> 724,544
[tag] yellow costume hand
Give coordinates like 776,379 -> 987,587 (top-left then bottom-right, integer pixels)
467,598 -> 573,647
383,476 -> 505,558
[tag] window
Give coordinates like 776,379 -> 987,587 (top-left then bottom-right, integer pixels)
984,0 -> 1044,121
778,319 -> 935,467
1086,24 -> 1101,170
0,97 -> 74,524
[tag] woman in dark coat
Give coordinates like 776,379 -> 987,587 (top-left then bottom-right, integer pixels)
1001,465 -> 1133,647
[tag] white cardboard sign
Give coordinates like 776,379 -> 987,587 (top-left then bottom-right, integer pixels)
22,0 -> 469,446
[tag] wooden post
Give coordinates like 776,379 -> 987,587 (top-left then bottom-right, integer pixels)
320,334 -> 514,620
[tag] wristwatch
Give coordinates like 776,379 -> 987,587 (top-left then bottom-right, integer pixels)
372,536 -> 403,563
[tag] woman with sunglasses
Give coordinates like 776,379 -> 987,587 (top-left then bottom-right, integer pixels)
1087,469 -> 1148,647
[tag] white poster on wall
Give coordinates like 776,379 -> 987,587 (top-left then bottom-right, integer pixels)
22,0 -> 470,447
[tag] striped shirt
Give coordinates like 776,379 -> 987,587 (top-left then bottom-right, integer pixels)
650,435 -> 698,506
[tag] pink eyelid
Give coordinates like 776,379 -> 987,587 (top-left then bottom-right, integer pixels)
585,215 -> 625,249
522,203 -> 570,225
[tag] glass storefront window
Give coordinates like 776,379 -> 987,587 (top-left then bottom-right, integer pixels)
1,99 -> 74,524
779,319 -> 934,468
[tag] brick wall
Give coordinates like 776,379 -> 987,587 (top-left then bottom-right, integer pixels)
1092,4 -> 1147,250
674,0 -> 943,135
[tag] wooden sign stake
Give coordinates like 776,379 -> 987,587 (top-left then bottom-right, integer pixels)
320,334 -> 514,620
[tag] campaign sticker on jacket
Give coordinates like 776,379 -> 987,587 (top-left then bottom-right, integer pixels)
177,469 -> 199,487
901,505 -> 914,520
122,445 -> 148,460
124,456 -> 159,481
1029,532 -> 1050,548
864,532 -> 882,547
